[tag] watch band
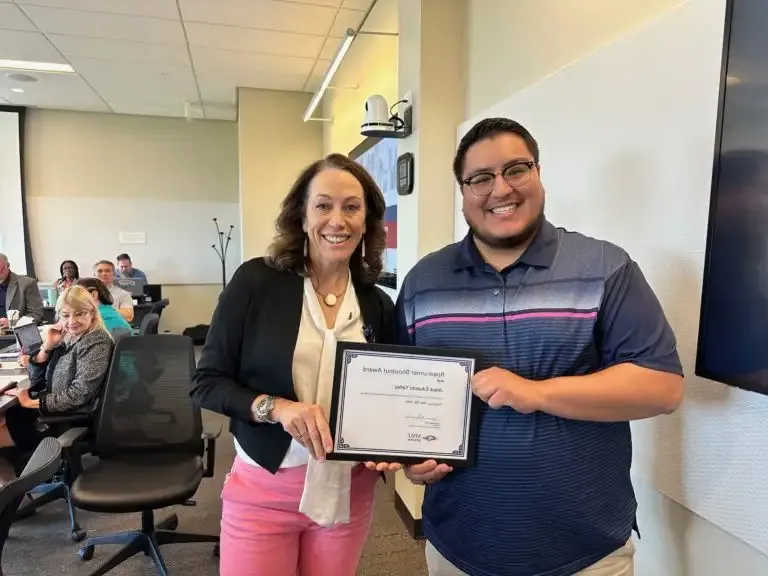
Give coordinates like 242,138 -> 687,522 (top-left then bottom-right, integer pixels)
254,395 -> 277,424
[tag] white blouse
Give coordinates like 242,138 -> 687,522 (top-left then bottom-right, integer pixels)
234,273 -> 364,526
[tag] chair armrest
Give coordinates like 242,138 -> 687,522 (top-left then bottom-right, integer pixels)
38,409 -> 92,427
57,426 -> 89,449
201,423 -> 222,478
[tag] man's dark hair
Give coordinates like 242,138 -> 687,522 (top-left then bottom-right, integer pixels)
116,253 -> 131,263
452,117 -> 540,183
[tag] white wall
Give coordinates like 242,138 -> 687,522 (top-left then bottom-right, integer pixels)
465,0 -> 685,118
461,0 -> 768,573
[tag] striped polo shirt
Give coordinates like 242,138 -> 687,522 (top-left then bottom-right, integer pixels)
395,220 -> 682,576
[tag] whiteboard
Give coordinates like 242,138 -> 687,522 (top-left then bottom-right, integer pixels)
27,196 -> 241,285
454,0 -> 768,558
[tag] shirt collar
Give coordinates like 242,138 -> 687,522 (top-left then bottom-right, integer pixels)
454,219 -> 558,271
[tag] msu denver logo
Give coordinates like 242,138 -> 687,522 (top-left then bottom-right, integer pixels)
408,433 -> 438,442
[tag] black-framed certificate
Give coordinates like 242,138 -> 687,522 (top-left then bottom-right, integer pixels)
326,342 -> 480,467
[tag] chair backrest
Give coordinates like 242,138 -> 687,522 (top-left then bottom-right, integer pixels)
149,299 -> 170,316
0,437 -> 61,572
111,327 -> 132,343
138,313 -> 160,335
93,334 -> 203,459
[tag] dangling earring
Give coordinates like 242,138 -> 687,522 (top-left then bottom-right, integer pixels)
303,236 -> 308,258
361,237 -> 366,259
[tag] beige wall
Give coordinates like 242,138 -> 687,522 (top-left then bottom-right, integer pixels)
24,108 -> 238,333
238,88 -> 323,260
466,0 -> 684,117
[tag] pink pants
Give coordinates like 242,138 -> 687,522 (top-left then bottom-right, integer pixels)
219,456 -> 379,576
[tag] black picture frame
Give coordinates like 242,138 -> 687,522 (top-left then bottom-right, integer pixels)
326,342 -> 481,467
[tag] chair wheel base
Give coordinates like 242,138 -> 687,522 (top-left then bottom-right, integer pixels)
79,544 -> 94,561
72,528 -> 87,542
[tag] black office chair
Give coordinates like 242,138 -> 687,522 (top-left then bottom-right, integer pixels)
12,339 -> 121,541
110,327 -> 132,343
70,334 -> 220,576
138,313 -> 160,335
12,411 -> 94,541
0,437 -> 62,576
149,299 -> 169,317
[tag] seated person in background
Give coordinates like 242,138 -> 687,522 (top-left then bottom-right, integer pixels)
116,253 -> 147,282
0,252 -> 44,327
94,260 -> 134,323
0,286 -> 113,481
55,260 -> 80,294
77,277 -> 132,333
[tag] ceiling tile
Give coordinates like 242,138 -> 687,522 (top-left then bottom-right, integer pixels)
0,3 -> 36,31
192,46 -> 315,75
21,6 -> 187,45
69,57 -> 199,106
48,34 -> 190,66
288,0 -> 342,6
320,36 -> 344,59
329,8 -> 364,36
305,59 -> 331,92
342,0 -> 374,8
185,23 -> 324,59
15,0 -> 179,20
0,30 -> 69,63
180,0 -> 337,36
0,71 -> 109,112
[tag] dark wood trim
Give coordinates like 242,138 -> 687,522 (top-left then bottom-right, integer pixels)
394,491 -> 424,540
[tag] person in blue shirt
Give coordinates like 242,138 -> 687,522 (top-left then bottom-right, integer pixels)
76,277 -> 132,334
115,253 -> 148,282
369,118 -> 684,576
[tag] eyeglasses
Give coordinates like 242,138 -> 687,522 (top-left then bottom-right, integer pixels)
462,161 -> 537,197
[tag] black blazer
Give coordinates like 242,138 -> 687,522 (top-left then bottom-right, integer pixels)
191,257 -> 395,473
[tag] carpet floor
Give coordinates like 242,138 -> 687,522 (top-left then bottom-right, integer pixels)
3,411 -> 427,576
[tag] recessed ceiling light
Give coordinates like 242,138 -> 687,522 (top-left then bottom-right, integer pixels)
0,59 -> 74,74
10,88 -> 25,94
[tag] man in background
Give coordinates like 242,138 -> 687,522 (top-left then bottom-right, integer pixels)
0,253 -> 44,326
116,253 -> 148,282
94,260 -> 134,323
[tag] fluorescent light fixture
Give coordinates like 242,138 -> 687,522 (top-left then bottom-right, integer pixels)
10,88 -> 25,94
303,29 -> 356,122
0,59 -> 74,74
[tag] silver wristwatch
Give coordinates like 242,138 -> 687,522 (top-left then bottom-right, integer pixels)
253,395 -> 277,424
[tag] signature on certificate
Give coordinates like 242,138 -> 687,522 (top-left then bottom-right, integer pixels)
405,413 -> 441,429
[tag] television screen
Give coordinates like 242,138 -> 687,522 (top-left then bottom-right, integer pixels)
696,0 -> 768,395
349,137 -> 398,290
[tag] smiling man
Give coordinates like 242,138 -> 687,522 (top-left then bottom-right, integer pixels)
393,118 -> 684,576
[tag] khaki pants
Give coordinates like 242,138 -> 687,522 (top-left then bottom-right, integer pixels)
425,538 -> 634,576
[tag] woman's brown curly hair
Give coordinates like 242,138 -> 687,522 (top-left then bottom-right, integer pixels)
266,153 -> 387,284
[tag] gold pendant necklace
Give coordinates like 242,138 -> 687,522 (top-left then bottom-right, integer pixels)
311,278 -> 346,307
